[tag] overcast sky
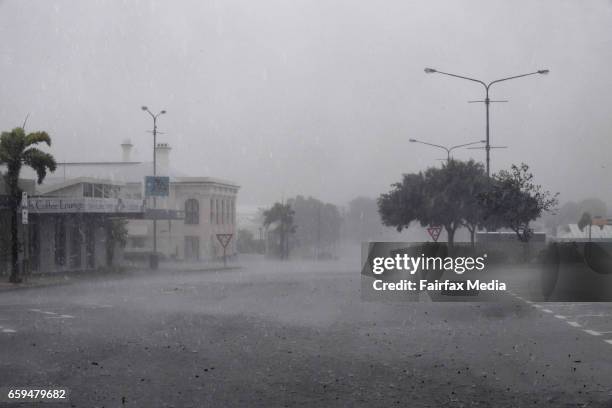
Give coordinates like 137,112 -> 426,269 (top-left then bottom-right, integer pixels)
1,0 -> 611,207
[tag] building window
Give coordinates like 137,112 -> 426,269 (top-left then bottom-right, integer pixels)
185,198 -> 199,225
130,237 -> 146,248
226,199 -> 230,224
221,199 -> 225,225
83,183 -> 93,197
210,198 -> 214,223
93,184 -> 103,198
216,199 -> 220,224
54,216 -> 66,267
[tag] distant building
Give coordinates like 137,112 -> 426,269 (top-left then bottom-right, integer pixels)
555,224 -> 612,242
22,140 -> 239,262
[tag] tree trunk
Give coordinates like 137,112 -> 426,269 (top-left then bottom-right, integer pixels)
8,198 -> 19,283
446,225 -> 455,249
469,227 -> 476,249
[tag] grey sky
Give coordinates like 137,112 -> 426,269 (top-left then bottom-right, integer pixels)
0,0 -> 611,207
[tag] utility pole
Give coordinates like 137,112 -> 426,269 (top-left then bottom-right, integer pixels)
141,106 -> 166,270
424,68 -> 549,176
409,138 -> 484,163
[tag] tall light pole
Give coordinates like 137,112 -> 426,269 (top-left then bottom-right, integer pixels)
409,138 -> 485,163
424,67 -> 549,176
141,106 -> 166,270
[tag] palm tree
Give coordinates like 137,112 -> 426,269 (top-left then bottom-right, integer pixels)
0,128 -> 56,283
263,202 -> 296,260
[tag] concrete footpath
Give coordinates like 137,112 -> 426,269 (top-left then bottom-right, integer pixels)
0,261 -> 242,292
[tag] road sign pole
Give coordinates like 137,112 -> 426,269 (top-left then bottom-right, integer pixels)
216,234 -> 233,267
20,192 -> 29,279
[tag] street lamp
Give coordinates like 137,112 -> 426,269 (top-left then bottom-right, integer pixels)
424,67 -> 549,176
141,106 -> 166,270
409,138 -> 485,163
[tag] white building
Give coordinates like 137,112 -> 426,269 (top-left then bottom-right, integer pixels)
28,140 -> 240,262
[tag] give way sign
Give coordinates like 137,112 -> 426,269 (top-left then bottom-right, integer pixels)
427,226 -> 442,242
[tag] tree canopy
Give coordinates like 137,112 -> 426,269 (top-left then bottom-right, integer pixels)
378,160 -> 557,246
263,202 -> 296,259
479,163 -> 558,242
287,195 -> 342,257
378,159 -> 486,247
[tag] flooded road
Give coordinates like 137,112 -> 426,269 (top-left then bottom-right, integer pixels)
1,259 -> 611,407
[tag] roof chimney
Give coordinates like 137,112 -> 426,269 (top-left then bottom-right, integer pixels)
121,139 -> 133,162
155,143 -> 171,176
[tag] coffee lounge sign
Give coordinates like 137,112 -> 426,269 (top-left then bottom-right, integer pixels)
27,197 -> 144,214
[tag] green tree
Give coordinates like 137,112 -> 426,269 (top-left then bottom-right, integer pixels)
263,202 -> 296,260
378,160 -> 487,248
480,163 -> 558,242
451,160 -> 488,247
378,172 -> 425,233
0,127 -> 56,282
287,195 -> 342,258
577,212 -> 592,232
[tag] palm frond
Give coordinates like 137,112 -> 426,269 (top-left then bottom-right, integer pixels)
25,131 -> 51,147
22,147 -> 57,183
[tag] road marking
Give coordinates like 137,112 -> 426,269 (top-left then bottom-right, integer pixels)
546,304 -> 592,308
46,314 -> 74,319
85,304 -> 113,309
2,329 -> 16,333
511,295 -> 612,340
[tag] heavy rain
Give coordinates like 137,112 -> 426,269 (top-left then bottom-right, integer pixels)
1,1 -> 612,407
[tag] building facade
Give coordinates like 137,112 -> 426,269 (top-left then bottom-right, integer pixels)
124,177 -> 239,261
24,140 -> 240,263
0,178 -> 144,275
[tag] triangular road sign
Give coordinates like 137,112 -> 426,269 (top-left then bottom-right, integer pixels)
427,226 -> 442,242
216,233 -> 233,248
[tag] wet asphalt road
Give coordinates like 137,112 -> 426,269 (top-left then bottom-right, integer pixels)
1,258 -> 612,407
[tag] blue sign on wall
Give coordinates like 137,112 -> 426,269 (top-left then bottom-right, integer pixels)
145,176 -> 170,197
